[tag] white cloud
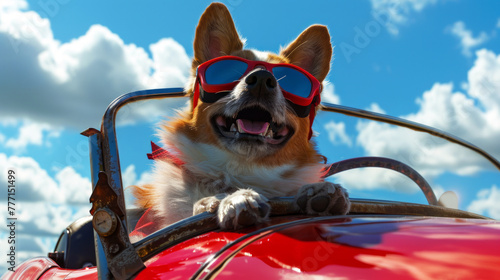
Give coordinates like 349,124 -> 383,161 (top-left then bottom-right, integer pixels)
0,153 -> 92,271
324,121 -> 352,147
448,21 -> 489,57
115,93 -> 189,127
367,102 -> 386,114
0,153 -> 92,203
122,164 -> 154,208
0,0 -> 28,11
122,164 -> 153,186
150,38 -> 191,85
3,202 -> 90,237
4,122 -> 56,151
497,18 -> 500,29
0,3 -> 191,131
0,151 -> 92,272
122,164 -> 138,189
335,168 -> 416,192
468,49 -> 500,112
370,0 -> 437,35
356,84 -> 487,178
0,118 -> 18,127
0,3 -> 190,270
55,166 -> 93,204
467,185 -> 500,219
321,82 -> 340,104
346,49 -> 500,192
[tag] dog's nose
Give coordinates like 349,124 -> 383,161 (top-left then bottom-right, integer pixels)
245,70 -> 277,94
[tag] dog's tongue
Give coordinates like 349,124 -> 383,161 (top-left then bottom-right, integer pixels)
236,119 -> 269,135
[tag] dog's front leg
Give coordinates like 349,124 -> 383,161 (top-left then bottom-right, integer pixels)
218,189 -> 271,230
295,182 -> 351,216
193,193 -> 228,215
195,189 -> 271,230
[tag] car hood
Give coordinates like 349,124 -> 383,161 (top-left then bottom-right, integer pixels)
136,215 -> 500,279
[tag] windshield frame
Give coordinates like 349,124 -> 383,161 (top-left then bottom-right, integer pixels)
84,87 -> 499,279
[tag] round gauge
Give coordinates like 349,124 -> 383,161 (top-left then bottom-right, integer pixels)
92,208 -> 117,237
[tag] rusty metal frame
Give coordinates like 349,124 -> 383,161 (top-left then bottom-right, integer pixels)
99,88 -> 187,220
83,88 -> 185,280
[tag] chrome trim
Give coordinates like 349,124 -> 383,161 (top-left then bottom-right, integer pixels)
321,102 -> 500,172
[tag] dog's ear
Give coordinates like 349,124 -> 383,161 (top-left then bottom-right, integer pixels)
193,3 -> 244,65
280,25 -> 332,82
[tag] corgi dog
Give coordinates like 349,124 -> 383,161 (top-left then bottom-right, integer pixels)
132,3 -> 350,232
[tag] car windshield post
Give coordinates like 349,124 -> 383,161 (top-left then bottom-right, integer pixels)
83,88 -> 185,280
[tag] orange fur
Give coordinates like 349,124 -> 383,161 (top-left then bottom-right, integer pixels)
130,184 -> 155,209
280,25 -> 333,82
132,3 -> 335,227
176,4 -> 332,168
192,3 -> 244,70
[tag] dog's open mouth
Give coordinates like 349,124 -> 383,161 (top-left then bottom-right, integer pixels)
212,106 -> 293,145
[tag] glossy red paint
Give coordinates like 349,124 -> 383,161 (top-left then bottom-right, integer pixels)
136,216 -> 500,279
1,257 -> 97,280
5,216 -> 500,279
37,267 -> 97,280
136,231 -> 244,279
1,257 -> 58,280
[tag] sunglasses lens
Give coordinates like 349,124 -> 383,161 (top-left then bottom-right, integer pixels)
205,59 -> 248,85
272,67 -> 312,98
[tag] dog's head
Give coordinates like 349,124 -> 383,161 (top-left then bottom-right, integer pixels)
170,3 -> 332,165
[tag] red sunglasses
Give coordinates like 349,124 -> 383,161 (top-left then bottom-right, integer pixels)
192,56 -> 322,139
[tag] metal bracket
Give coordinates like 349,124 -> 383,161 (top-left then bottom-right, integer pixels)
90,172 -> 144,279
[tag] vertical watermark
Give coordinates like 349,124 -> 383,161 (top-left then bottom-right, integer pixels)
6,168 -> 17,272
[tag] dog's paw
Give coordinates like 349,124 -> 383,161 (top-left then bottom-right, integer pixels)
193,193 -> 227,215
295,182 -> 350,215
218,189 -> 270,230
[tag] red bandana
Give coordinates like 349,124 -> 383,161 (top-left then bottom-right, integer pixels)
147,141 -> 185,166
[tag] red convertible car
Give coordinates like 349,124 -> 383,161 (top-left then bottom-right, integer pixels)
3,88 -> 500,279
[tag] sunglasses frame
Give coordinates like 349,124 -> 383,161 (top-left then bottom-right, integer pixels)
192,56 -> 323,139
195,55 -> 321,104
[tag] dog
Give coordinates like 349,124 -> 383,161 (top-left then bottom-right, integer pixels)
132,3 -> 350,233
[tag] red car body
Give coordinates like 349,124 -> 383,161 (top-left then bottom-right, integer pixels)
4,88 -> 500,280
6,216 -> 500,279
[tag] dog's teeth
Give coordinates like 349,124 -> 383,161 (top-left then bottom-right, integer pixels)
237,122 -> 245,133
259,124 -> 270,137
230,124 -> 237,132
266,129 -> 274,138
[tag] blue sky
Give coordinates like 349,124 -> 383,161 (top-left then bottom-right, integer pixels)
1,0 -> 500,272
